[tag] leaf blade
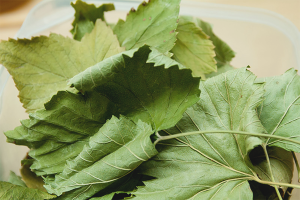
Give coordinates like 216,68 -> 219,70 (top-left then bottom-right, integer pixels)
113,0 -> 180,53
0,19 -> 123,112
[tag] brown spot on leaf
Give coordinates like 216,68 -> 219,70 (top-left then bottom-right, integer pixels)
163,40 -> 166,42
170,30 -> 175,34
276,81 -> 279,84
142,1 -> 147,6
241,95 -> 243,98
143,18 -> 146,21
177,19 -> 179,23
131,7 -> 136,12
149,17 -> 152,20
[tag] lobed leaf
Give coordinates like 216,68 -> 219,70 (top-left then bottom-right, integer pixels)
0,19 -> 123,112
133,68 -> 266,199
70,45 -> 200,131
171,16 -> 217,78
113,0 -> 180,53
71,0 -> 115,41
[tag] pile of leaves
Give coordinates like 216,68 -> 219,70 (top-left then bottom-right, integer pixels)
0,0 -> 300,199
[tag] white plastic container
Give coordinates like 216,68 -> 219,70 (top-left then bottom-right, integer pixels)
0,0 -> 299,198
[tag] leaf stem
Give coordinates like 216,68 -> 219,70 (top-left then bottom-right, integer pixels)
254,178 -> 300,190
292,152 -> 300,182
262,144 -> 283,200
154,130 -> 300,146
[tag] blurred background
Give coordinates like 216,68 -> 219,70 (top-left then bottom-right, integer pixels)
0,0 -> 299,40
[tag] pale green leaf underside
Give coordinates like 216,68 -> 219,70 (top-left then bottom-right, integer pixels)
113,0 -> 180,53
70,0 -> 115,41
70,46 -> 200,131
257,68 -> 300,152
134,68 -> 266,199
171,16 -> 217,78
45,116 -> 157,199
0,19 -> 123,112
0,182 -> 55,200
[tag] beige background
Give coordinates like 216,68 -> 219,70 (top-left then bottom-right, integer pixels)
0,0 -> 299,199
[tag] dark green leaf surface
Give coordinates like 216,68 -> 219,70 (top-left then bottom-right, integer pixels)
70,46 -> 200,131
113,0 -> 180,53
71,0 -> 115,41
0,20 -> 123,112
257,69 -> 300,152
133,68 -> 265,199
0,181 -> 55,200
171,16 -> 217,78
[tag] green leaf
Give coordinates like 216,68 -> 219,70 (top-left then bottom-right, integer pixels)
171,16 -> 217,78
5,46 -> 200,195
6,90 -> 119,176
70,45 -> 200,131
133,68 -> 266,199
257,68 -> 300,152
194,18 -> 235,68
71,0 -> 115,41
45,116 -> 157,199
0,19 -> 124,113
0,181 -> 55,200
8,171 -> 26,187
113,0 -> 180,53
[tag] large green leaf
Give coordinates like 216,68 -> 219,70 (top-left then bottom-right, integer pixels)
257,68 -> 300,152
70,0 -> 115,41
5,46 -> 199,180
45,116 -> 157,199
0,181 -> 55,200
113,0 -> 180,53
171,16 -> 216,78
0,19 -> 123,112
70,45 -> 200,131
133,68 -> 266,199
194,18 -> 235,68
